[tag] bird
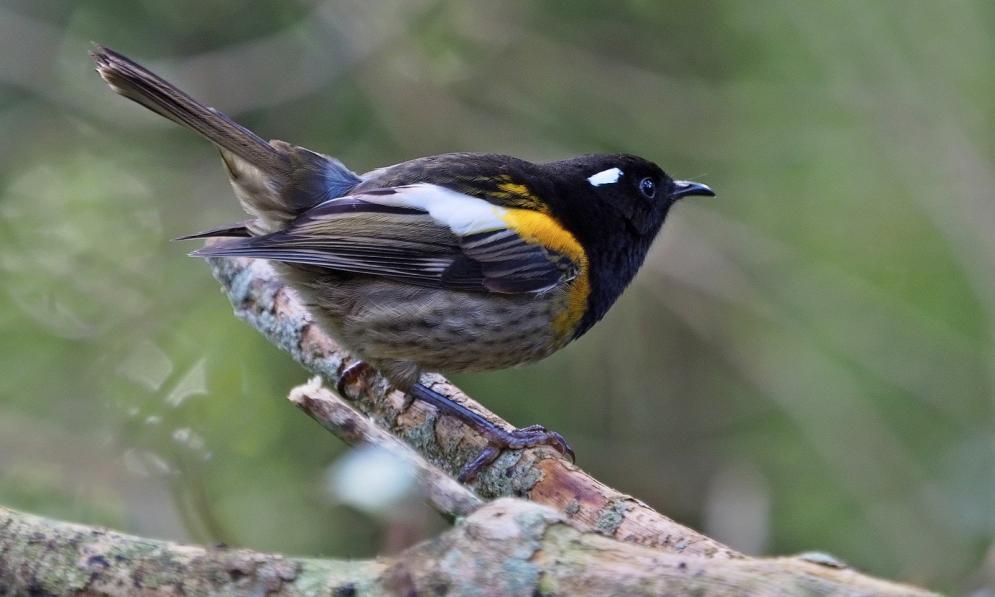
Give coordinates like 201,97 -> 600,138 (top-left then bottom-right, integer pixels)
91,46 -> 714,481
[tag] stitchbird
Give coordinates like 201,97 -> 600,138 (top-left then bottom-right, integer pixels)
92,47 -> 714,481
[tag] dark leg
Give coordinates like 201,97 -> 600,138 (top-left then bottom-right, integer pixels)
409,383 -> 575,482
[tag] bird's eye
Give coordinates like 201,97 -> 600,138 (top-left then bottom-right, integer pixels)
639,177 -> 656,199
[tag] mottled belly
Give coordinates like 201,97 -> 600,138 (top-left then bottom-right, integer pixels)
280,266 -> 572,380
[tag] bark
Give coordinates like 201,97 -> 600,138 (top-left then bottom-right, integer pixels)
0,256 -> 938,595
0,500 -> 932,596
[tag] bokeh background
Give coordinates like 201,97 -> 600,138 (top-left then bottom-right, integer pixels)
0,1 -> 991,592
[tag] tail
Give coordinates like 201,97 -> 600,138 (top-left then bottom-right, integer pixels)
91,45 -> 290,178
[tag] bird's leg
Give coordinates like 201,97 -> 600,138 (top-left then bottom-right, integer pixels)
408,383 -> 575,482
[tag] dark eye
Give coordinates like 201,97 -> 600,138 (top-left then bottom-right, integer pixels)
639,177 -> 656,199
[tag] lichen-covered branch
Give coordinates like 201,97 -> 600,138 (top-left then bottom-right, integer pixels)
211,256 -> 735,558
0,504 -> 381,595
0,500 -> 935,596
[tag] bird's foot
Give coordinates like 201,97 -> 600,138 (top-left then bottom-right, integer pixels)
406,383 -> 574,483
457,424 -> 575,483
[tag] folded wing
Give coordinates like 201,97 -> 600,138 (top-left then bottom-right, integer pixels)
191,183 -> 575,294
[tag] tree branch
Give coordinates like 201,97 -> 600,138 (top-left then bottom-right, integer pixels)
0,500 -> 933,596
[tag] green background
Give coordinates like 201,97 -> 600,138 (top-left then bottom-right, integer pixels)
0,1 -> 991,592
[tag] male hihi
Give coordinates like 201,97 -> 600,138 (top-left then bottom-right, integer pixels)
92,46 -> 714,480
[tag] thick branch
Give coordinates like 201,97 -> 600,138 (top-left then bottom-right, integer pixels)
0,504 -> 380,595
0,500 -> 934,596
211,256 -> 735,558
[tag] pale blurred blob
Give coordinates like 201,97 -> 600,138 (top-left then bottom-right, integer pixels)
324,445 -> 419,518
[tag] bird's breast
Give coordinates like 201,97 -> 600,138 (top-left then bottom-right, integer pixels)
287,270 -> 586,374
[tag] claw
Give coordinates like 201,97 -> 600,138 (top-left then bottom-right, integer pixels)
458,446 -> 502,483
407,383 -> 575,483
457,425 -> 575,482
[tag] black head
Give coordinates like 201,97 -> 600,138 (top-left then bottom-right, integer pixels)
540,153 -> 714,337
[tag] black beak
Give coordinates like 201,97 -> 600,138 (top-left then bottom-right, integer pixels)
670,180 -> 715,200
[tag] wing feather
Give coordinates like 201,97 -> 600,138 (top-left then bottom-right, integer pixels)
192,184 -> 575,294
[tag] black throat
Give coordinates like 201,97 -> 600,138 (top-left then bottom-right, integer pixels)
571,217 -> 665,339
538,166 -> 672,340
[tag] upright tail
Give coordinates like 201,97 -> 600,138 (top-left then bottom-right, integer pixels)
91,45 -> 290,178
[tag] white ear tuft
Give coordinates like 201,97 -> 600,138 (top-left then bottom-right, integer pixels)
587,167 -> 623,187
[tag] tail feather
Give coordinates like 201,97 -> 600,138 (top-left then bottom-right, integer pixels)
91,45 -> 289,177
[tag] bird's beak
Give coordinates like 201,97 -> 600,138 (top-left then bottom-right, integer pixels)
670,180 -> 715,200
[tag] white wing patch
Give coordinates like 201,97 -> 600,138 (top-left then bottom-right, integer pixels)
360,183 -> 508,235
587,167 -> 622,187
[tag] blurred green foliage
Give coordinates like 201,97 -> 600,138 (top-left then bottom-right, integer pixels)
0,1 -> 991,591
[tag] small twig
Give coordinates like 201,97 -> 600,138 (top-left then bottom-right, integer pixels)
288,378 -> 482,519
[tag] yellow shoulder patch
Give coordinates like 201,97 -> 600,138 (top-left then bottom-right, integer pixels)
491,176 -> 550,213
497,181 -> 532,198
501,209 -> 590,340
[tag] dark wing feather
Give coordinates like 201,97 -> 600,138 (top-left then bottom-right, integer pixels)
191,185 -> 573,294
459,230 -> 565,292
